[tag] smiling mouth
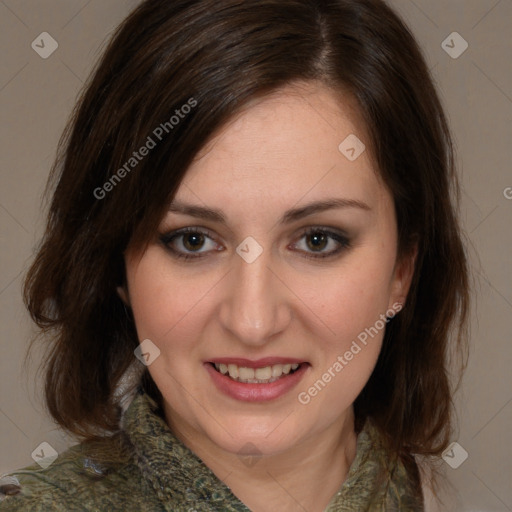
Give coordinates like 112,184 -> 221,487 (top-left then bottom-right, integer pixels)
209,362 -> 306,384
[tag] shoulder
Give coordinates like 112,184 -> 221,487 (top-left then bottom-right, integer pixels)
0,470 -> 74,512
361,419 -> 427,510
0,437 -> 158,512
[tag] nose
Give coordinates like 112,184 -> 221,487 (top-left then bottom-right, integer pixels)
218,247 -> 292,347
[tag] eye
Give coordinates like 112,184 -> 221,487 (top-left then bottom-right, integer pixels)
291,228 -> 350,260
159,226 -> 351,262
159,227 -> 221,260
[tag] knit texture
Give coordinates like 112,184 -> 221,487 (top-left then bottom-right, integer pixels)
0,391 -> 424,511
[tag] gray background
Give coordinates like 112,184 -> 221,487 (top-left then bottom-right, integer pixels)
0,1 -> 511,510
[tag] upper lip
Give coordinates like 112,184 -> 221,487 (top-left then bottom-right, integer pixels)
206,357 -> 308,368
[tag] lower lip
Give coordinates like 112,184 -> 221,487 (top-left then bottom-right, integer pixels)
204,362 -> 309,402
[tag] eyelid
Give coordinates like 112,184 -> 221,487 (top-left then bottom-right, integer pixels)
289,226 -> 351,259
158,225 -> 351,260
159,226 -> 220,253
293,225 -> 350,242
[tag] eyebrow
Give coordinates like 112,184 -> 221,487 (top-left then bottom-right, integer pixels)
168,198 -> 371,225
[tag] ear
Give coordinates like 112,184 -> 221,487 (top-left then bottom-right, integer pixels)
388,241 -> 418,310
117,285 -> 131,307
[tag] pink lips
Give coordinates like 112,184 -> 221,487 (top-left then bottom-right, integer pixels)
204,360 -> 310,402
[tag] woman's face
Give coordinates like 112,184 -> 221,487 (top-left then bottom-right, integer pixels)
123,81 -> 415,458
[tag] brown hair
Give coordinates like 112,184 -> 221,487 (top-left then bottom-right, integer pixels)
24,0 -> 469,481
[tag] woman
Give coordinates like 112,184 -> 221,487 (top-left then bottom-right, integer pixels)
0,0 -> 470,510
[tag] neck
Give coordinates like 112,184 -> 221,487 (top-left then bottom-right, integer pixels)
166,406 -> 358,512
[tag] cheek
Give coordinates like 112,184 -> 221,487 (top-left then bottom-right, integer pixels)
297,255 -> 394,346
290,249 -> 395,410
295,269 -> 390,414
126,251 -> 208,346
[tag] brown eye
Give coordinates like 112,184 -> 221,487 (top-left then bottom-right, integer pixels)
159,227 -> 221,260
306,232 -> 329,252
293,228 -> 351,260
182,232 -> 206,251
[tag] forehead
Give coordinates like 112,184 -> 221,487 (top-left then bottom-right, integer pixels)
175,81 -> 389,219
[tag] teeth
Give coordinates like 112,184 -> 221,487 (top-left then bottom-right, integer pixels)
213,362 -> 303,383
271,364 -> 283,377
255,367 -> 272,380
227,364 -> 239,378
238,367 -> 254,380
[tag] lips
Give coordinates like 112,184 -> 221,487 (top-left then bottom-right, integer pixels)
207,357 -> 306,368
204,357 -> 310,402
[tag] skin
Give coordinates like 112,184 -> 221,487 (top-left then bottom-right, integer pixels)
121,81 -> 417,512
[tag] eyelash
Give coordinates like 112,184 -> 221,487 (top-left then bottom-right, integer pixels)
158,226 -> 351,262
